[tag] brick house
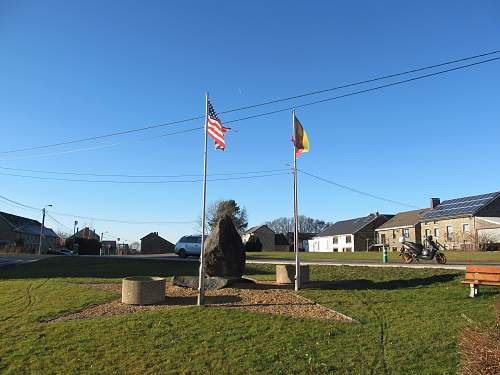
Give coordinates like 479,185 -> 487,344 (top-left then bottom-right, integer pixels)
419,192 -> 500,250
308,213 -> 393,252
375,208 -> 430,251
140,232 -> 175,254
242,225 -> 275,251
0,211 -> 58,253
71,227 -> 100,241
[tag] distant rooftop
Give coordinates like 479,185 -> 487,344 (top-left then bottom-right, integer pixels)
318,213 -> 393,237
244,224 -> 273,234
376,208 -> 430,230
0,211 -> 58,237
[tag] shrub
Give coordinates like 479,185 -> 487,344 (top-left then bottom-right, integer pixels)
244,235 -> 262,252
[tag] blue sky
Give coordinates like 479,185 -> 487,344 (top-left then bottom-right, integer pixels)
1,1 -> 499,244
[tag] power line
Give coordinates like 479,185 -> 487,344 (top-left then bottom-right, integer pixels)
223,55 -> 500,126
5,53 -> 500,162
45,213 -> 72,230
49,211 -> 196,225
0,193 -> 196,225
0,165 -> 289,178
297,169 -> 419,209
2,50 -> 499,155
0,171 -> 291,184
0,127 -> 203,161
220,49 -> 500,115
0,194 -> 41,211
0,116 -> 205,155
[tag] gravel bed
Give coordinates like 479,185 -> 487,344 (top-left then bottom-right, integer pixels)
48,281 -> 353,323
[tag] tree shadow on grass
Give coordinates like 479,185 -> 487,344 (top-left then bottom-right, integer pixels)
303,273 -> 463,291
243,265 -> 275,276
0,257 -> 199,280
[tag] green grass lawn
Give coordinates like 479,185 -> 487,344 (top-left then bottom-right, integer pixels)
247,250 -> 500,263
0,257 -> 498,374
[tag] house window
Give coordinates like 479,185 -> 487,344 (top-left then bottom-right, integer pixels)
434,227 -> 440,238
392,230 -> 396,239
380,233 -> 386,244
446,225 -> 454,241
332,236 -> 338,244
346,235 -> 352,243
403,228 -> 410,238
462,224 -> 470,233
425,229 -> 431,238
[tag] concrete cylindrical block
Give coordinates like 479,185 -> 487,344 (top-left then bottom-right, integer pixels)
122,276 -> 166,305
276,264 -> 310,284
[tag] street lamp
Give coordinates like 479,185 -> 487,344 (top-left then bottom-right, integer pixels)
100,231 -> 109,256
38,204 -> 53,255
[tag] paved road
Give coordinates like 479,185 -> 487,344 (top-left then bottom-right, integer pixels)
116,254 -> 476,270
3,253 -> 498,272
0,254 -> 40,268
246,258 -> 468,270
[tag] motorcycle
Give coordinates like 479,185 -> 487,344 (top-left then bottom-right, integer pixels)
399,235 -> 447,264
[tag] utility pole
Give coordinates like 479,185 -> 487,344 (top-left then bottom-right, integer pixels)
72,220 -> 78,252
101,232 -> 104,256
38,204 -> 52,255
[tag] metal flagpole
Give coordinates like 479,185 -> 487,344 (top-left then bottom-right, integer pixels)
292,110 -> 300,291
197,92 -> 209,306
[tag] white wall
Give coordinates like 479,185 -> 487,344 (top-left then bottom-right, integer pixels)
308,234 -> 354,252
478,228 -> 500,242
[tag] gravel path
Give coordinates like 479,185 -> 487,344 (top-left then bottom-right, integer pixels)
48,281 -> 354,323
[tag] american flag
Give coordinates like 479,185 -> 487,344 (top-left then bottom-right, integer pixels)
207,100 -> 228,150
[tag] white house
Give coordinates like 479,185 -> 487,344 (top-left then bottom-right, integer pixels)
308,213 -> 393,252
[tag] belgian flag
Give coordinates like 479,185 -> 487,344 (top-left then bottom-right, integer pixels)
293,114 -> 310,157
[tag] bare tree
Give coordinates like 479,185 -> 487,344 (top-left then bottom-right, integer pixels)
56,231 -> 71,248
199,199 -> 248,233
129,241 -> 141,252
462,230 -> 499,251
475,232 -> 498,251
266,216 -> 331,234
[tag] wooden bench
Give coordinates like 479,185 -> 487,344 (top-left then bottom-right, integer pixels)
462,265 -> 500,297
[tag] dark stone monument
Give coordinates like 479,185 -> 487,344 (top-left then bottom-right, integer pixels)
203,215 -> 246,277
172,215 -> 247,290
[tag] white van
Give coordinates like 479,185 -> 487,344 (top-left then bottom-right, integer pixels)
174,235 -> 202,258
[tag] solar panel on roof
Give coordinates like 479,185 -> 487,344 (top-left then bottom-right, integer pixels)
422,192 -> 499,221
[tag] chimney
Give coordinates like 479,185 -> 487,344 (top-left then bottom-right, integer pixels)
430,198 -> 440,209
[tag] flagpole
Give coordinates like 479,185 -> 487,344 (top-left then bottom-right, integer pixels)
197,92 -> 209,306
292,110 -> 300,291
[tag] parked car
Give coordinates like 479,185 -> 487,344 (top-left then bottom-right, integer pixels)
49,249 -> 77,256
174,235 -> 201,258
